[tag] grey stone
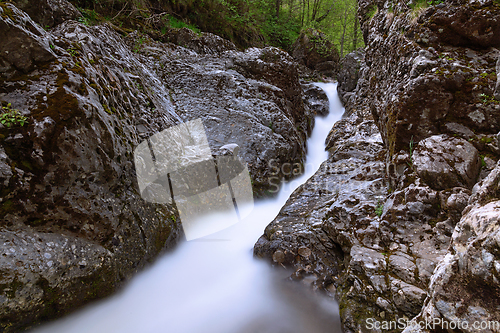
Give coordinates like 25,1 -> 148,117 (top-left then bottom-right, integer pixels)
0,8 -> 316,329
302,83 -> 329,116
337,50 -> 364,105
0,4 -> 56,76
10,0 -> 81,28
413,135 -> 480,190
389,254 -> 417,284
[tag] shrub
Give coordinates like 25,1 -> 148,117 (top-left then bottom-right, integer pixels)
1,103 -> 28,128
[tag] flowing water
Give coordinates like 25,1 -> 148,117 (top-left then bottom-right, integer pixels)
33,83 -> 345,333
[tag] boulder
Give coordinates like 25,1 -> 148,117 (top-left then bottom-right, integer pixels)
0,4 -> 315,330
0,19 -> 183,331
0,3 -> 56,77
256,1 -> 500,332
149,42 -> 314,195
291,28 -> 340,74
302,83 -> 329,116
361,1 -> 500,157
337,50 -> 364,104
404,163 -> 500,332
162,27 -> 237,55
415,2 -> 500,48
413,135 -> 480,190
10,0 -> 81,28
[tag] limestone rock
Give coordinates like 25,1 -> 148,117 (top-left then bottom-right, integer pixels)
10,0 -> 81,28
0,3 -> 56,77
302,83 -> 329,116
162,27 -> 237,55
0,4 -> 316,330
337,50 -> 364,105
413,135 -> 481,190
291,28 -> 340,74
405,197 -> 500,332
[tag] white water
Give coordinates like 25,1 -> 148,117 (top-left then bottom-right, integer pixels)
33,83 -> 345,333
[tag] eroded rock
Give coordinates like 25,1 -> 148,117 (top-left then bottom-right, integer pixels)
413,135 -> 480,190
404,162 -> 500,332
0,3 -> 315,330
0,3 -> 56,77
337,50 -> 364,105
10,0 -> 81,28
291,28 -> 340,75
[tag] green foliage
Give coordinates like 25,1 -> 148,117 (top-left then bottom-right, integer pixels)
480,155 -> 487,168
366,5 -> 378,19
134,37 -> 146,53
410,0 -> 444,12
69,0 -> 362,53
1,103 -> 27,128
479,93 -> 498,104
375,200 -> 384,217
77,8 -> 98,25
480,137 -> 494,144
408,136 -> 414,169
261,17 -> 301,50
68,47 -> 79,57
480,93 -> 490,103
165,15 -> 200,34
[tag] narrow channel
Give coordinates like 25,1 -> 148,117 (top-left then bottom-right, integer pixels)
32,83 -> 345,333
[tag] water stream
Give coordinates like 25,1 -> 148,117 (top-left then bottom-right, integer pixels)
33,83 -> 345,333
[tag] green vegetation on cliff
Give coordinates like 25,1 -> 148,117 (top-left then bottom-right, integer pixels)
69,0 -> 362,53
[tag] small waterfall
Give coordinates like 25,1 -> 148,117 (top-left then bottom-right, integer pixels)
32,83 -> 345,333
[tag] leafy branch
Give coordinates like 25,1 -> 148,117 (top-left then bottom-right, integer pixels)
1,103 -> 27,128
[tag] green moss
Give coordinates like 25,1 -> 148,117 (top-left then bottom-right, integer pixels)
103,104 -> 112,115
21,160 -> 33,170
0,278 -> 23,299
480,155 -> 487,168
0,2 -> 14,20
32,71 -> 81,122
480,137 -> 494,144
366,5 -> 378,20
0,199 -> 14,215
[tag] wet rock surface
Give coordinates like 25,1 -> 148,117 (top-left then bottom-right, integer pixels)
302,83 -> 329,116
256,0 -> 500,332
10,0 -> 81,28
0,4 -> 56,76
412,135 -> 480,190
0,3 -> 314,330
403,162 -> 500,333
359,0 -> 500,156
495,55 -> 500,100
337,50 -> 364,106
127,33 -> 313,195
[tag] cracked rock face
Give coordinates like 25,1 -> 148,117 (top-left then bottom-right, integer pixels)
0,4 -> 56,75
0,2 -> 315,330
257,1 -> 500,332
404,162 -> 500,333
9,0 -> 81,28
358,0 -> 500,157
413,135 -> 480,190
